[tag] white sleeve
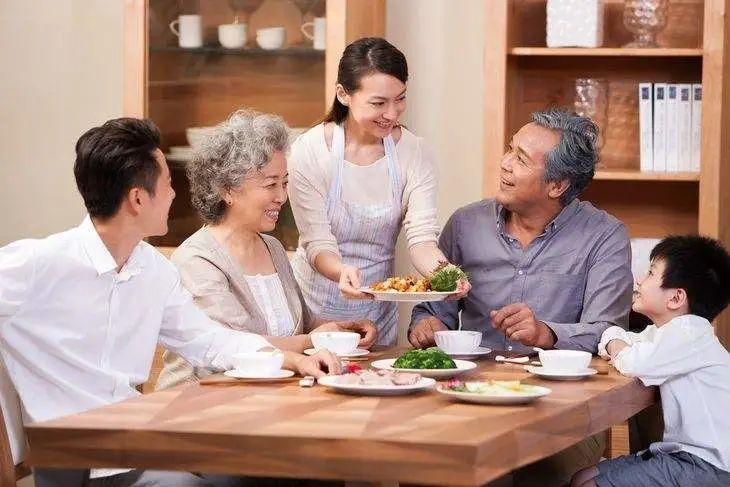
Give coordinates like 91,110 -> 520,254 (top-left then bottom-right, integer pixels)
158,275 -> 272,371
0,241 -> 36,327
613,322 -> 700,386
287,136 -> 340,265
597,325 -> 654,358
402,138 -> 439,248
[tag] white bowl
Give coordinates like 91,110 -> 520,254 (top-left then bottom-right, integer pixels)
538,350 -> 592,372
434,330 -> 482,354
310,332 -> 359,355
256,35 -> 285,50
185,126 -> 216,149
231,351 -> 284,375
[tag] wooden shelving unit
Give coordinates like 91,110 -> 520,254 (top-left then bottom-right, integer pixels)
124,0 -> 385,249
509,47 -> 704,57
484,0 -> 730,347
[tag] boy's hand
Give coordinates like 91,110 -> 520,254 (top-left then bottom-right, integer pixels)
606,339 -> 630,358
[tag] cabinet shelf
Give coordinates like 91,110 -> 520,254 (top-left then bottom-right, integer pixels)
150,45 -> 324,57
593,170 -> 700,182
508,47 -> 703,57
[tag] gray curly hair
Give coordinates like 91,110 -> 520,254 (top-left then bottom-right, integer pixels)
531,108 -> 599,205
187,109 -> 290,224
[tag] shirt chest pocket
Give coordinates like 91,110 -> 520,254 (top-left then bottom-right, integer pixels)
535,272 -> 584,323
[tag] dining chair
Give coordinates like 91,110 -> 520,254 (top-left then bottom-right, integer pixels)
0,359 -> 31,485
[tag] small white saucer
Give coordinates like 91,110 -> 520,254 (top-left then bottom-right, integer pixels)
223,369 -> 295,380
444,347 -> 492,360
524,365 -> 597,381
303,348 -> 369,358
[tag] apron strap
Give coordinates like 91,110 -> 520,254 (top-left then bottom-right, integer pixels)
383,133 -> 401,204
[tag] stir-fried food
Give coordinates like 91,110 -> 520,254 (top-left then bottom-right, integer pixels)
371,276 -> 431,292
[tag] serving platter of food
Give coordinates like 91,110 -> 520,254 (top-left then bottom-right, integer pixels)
317,367 -> 436,396
360,263 -> 468,302
371,349 -> 477,379
437,379 -> 551,405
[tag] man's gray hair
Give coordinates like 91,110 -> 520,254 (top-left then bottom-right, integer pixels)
187,109 -> 290,224
531,108 -> 598,205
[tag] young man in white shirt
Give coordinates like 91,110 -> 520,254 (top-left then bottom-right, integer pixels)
572,235 -> 730,487
0,118 -> 352,486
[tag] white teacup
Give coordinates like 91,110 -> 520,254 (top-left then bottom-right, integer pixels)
301,17 -> 326,50
310,331 -> 359,355
434,330 -> 482,354
256,26 -> 286,49
538,350 -> 592,371
169,15 -> 203,48
231,350 -> 284,375
218,23 -> 247,49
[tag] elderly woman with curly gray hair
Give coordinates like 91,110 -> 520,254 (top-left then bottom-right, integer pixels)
156,109 -> 377,390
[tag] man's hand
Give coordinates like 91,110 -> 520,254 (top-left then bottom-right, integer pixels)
287,350 -> 342,379
408,316 -> 448,349
490,303 -> 556,348
606,339 -> 630,358
311,319 -> 378,349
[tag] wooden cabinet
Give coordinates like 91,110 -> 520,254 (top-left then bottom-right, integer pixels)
122,0 -> 384,249
484,0 -> 730,346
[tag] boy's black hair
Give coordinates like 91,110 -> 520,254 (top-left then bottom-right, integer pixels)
651,235 -> 730,321
74,117 -> 161,219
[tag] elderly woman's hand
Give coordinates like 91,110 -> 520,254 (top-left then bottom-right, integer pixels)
287,350 -> 341,378
339,264 -> 373,300
336,319 -> 378,349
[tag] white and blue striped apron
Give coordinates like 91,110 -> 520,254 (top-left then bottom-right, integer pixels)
292,124 -> 402,345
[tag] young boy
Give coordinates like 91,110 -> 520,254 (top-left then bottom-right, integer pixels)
571,235 -> 730,487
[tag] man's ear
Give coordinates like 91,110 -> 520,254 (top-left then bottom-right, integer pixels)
667,288 -> 688,311
126,187 -> 144,216
547,179 -> 570,200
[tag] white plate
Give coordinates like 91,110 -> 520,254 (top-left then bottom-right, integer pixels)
359,288 -> 453,302
444,347 -> 493,360
223,369 -> 295,380
317,375 -> 436,396
303,348 -> 369,358
524,365 -> 598,381
436,384 -> 551,405
370,358 -> 477,379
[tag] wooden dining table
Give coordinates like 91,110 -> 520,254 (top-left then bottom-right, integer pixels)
26,349 -> 655,486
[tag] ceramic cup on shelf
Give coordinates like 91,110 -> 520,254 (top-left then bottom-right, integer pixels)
301,17 -> 326,50
256,26 -> 286,50
169,15 -> 203,48
218,22 -> 247,48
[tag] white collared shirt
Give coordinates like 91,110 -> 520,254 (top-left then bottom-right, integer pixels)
0,216 -> 271,426
599,315 -> 730,472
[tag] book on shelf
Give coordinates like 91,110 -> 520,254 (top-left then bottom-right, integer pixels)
637,82 -> 702,174
677,84 -> 692,172
665,84 -> 679,172
638,83 -> 653,172
652,83 -> 667,172
691,84 -> 702,172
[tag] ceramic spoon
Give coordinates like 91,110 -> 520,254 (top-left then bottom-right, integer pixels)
494,355 -> 530,364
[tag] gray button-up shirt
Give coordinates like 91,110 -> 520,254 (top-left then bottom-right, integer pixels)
411,198 -> 633,353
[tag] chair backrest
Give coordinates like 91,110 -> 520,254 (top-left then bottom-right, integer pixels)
0,358 -> 28,484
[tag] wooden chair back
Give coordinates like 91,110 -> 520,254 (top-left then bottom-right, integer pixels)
0,360 -> 30,485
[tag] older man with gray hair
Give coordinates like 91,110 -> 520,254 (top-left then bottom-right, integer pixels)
409,108 -> 633,485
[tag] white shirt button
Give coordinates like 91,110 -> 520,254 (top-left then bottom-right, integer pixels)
518,270 -> 524,275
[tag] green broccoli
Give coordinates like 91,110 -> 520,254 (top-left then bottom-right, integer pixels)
429,262 -> 468,292
393,348 -> 456,369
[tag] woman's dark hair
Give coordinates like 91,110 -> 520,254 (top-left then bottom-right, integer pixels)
650,235 -> 730,321
74,117 -> 161,219
324,37 -> 408,124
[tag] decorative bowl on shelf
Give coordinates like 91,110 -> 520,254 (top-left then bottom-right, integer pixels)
186,126 -> 216,149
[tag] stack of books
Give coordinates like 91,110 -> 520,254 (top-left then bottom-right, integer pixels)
638,83 -> 702,173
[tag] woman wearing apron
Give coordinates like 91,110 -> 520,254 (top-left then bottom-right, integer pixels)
289,37 -> 469,346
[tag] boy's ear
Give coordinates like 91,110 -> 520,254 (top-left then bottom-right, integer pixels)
126,187 -> 144,216
667,288 -> 688,311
